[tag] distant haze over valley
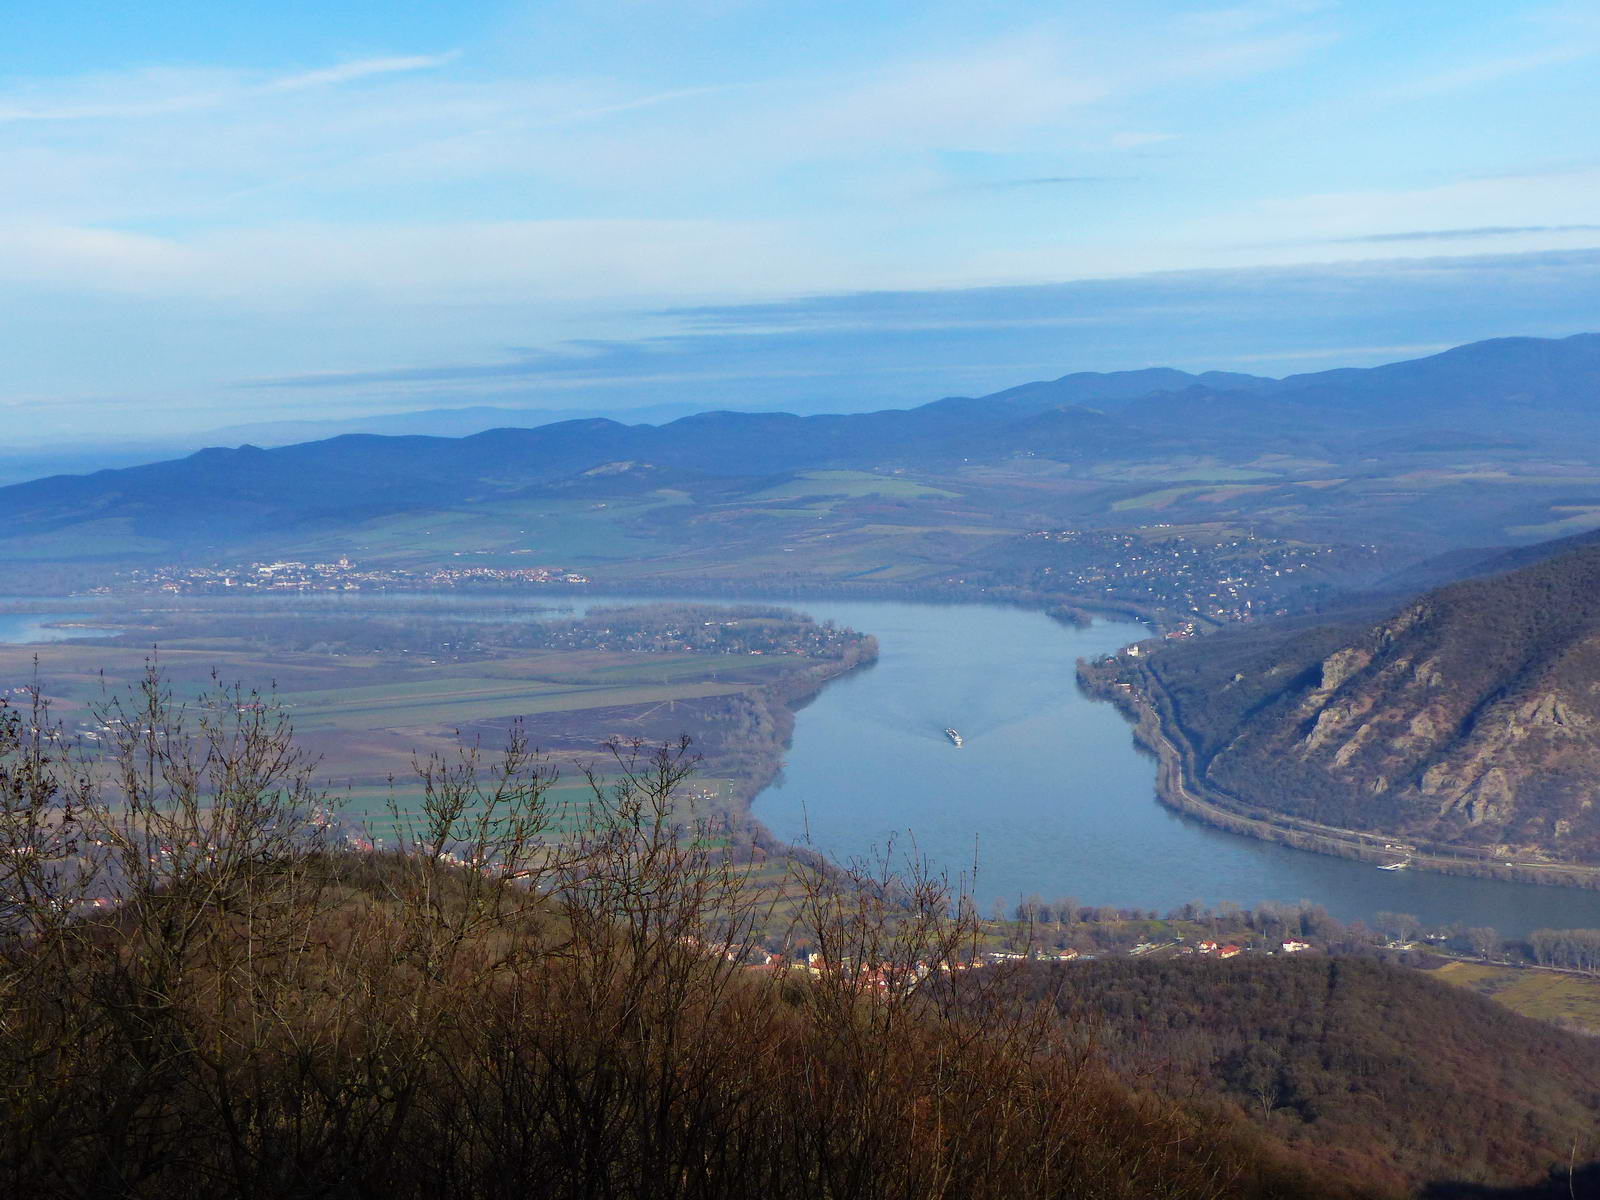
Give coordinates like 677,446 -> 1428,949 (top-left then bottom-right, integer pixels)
5,331 -> 1600,570
11,330 -> 1600,886
12,6 -> 1600,1195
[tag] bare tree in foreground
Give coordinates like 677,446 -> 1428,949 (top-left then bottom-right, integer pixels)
0,667 -> 1286,1200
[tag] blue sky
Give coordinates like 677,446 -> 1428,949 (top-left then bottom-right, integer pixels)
3,0 -> 1598,441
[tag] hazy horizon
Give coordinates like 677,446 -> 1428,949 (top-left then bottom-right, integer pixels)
4,0 -> 1598,442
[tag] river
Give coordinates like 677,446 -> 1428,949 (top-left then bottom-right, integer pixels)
0,608 -> 113,644
8,593 -> 1600,937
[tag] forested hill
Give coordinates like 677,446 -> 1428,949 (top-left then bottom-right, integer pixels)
1031,955 -> 1600,1195
1,332 -> 1597,560
1144,534 -> 1600,863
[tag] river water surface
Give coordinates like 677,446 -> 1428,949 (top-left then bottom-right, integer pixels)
9,593 -> 1600,937
0,609 -> 112,644
568,595 -> 1600,937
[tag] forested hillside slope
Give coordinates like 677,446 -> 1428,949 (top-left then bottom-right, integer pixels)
1034,956 -> 1600,1195
1145,536 -> 1600,862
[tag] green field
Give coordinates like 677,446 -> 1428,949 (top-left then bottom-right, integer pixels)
747,470 -> 960,503
1110,485 -> 1217,512
0,517 -> 173,560
1507,506 -> 1600,540
247,497 -> 681,566
0,635 -> 827,822
1093,465 -> 1279,484
1431,961 -> 1600,1033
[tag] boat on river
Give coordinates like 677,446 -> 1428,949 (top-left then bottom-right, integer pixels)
944,728 -> 963,747
1378,860 -> 1411,871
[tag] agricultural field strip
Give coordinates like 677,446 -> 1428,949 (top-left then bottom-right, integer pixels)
341,771 -> 746,840
534,658 -> 796,685
1092,466 -> 1281,483
282,677 -> 752,725
286,684 -> 749,729
1432,961 -> 1600,1032
847,523 -> 1013,537
1112,484 -> 1275,512
745,471 -> 960,502
0,648 -> 361,697
2,647 -> 803,728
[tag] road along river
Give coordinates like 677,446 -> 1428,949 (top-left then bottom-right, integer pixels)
724,597 -> 1600,939
9,593 -> 1600,937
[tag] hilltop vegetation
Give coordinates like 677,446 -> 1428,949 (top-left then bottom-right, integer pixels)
0,679 -> 1338,1200
1033,956 -> 1600,1194
5,677 -> 1600,1199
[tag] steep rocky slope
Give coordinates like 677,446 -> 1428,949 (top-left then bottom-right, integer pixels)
1148,539 -> 1600,862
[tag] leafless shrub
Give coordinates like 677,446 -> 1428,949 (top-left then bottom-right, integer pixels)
0,671 -> 1313,1200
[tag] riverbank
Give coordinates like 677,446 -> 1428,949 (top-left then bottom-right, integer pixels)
581,572 -> 1178,633
25,588 -> 1600,933
1078,656 -> 1600,891
707,643 -> 878,850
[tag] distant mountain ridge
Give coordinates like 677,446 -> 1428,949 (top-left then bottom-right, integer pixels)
1123,333 -> 1600,437
201,400 -> 737,447
0,364 -> 1281,486
1,332 -> 1597,560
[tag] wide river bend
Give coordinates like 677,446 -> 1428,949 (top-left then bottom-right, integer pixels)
8,593 -> 1600,937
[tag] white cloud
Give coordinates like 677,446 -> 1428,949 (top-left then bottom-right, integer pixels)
0,218 -> 861,305
0,54 -> 459,125
1109,131 -> 1176,149
799,38 -> 1111,152
0,70 -> 238,123
0,224 -> 197,281
1243,166 -> 1600,246
264,53 -> 461,92
1384,44 -> 1599,101
0,4 -> 1337,235
0,1 -> 1484,352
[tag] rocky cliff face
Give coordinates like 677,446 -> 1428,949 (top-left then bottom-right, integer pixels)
1186,544 -> 1600,862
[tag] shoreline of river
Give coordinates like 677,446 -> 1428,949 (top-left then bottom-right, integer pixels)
17,590 -> 1600,933
1077,657 -> 1600,892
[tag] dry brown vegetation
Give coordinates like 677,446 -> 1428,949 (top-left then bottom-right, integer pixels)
1138,540 -> 1600,864
1,670 -> 1592,1199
